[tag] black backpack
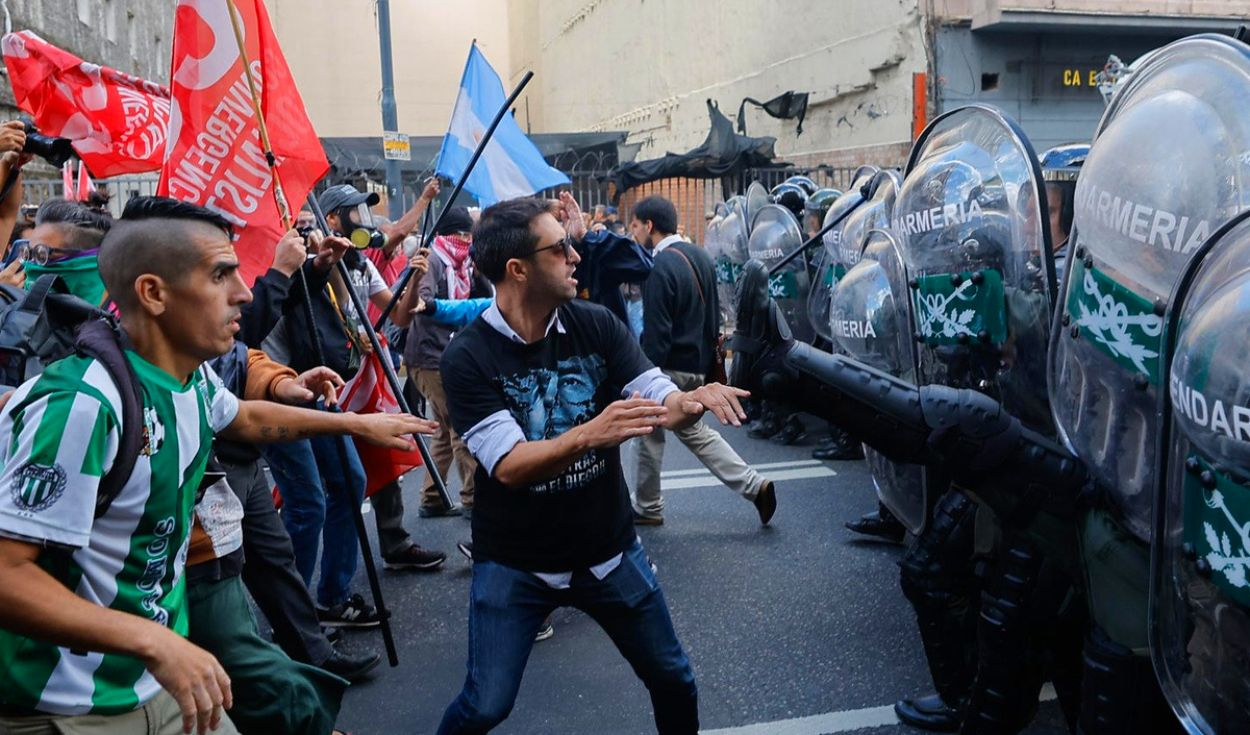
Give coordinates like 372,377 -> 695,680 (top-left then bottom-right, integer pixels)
0,275 -> 144,517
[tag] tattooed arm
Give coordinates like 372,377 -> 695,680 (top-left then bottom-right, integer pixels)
218,400 -> 437,449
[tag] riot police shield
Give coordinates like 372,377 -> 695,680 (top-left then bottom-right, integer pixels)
745,181 -> 771,231
809,168 -> 878,341
831,228 -> 927,532
1050,34 -> 1250,542
1152,209 -> 1250,735
895,104 -> 1057,435
749,204 -> 813,342
717,196 -> 751,327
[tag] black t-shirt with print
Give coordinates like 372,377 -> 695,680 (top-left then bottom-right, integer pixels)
440,299 -> 655,572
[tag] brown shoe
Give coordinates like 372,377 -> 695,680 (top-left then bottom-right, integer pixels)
753,481 -> 777,525
632,510 -> 664,526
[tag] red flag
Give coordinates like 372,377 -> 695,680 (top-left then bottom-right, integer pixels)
62,162 -> 75,201
340,338 -> 424,497
1,31 -> 170,177
160,0 -> 329,287
76,161 -> 95,201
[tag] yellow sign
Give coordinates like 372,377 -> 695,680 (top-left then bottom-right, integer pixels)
1062,69 -> 1099,87
383,132 -> 411,161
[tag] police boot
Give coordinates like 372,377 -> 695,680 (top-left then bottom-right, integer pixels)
771,415 -> 808,445
897,492 -> 980,728
845,506 -> 906,543
960,540 -> 1046,735
747,412 -> 783,439
812,425 -> 864,460
1076,627 -> 1186,735
895,693 -> 963,732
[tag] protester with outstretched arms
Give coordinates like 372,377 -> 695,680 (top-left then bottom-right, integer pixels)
0,197 -> 434,735
434,197 -> 746,734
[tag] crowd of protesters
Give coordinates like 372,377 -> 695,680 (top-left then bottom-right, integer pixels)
0,116 -> 786,735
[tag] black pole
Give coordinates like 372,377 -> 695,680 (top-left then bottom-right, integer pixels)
306,194 -> 455,511
373,70 -> 536,332
768,192 -> 866,276
291,264 -> 400,667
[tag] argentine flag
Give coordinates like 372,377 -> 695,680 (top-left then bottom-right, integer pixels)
435,45 -> 569,206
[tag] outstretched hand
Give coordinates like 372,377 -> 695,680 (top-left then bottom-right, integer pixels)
352,412 -> 439,450
677,382 -> 750,427
576,392 -> 667,449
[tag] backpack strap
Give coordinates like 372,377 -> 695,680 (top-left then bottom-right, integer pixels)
19,274 -> 68,315
75,318 -> 145,518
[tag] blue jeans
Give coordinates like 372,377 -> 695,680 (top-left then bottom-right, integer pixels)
437,541 -> 698,734
262,434 -> 366,608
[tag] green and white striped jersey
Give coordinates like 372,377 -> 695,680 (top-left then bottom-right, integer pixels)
0,351 -> 238,716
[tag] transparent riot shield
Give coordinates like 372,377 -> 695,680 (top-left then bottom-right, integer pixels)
809,169 -> 879,341
895,104 -> 1057,438
748,204 -> 812,342
1152,209 -> 1250,735
832,171 -> 902,339
745,181 -> 771,232
717,196 -> 751,324
831,228 -> 927,533
1049,34 -> 1250,542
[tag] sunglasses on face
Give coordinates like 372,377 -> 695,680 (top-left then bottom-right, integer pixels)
528,234 -> 577,260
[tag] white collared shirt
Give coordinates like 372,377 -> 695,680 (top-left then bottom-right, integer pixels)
652,233 -> 685,256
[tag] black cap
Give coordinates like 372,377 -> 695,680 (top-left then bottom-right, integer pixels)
434,206 -> 474,236
318,184 -> 380,215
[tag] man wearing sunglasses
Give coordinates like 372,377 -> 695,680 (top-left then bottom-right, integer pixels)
435,195 -> 750,734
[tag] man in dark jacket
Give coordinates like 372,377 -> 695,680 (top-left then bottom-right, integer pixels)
631,196 -> 776,526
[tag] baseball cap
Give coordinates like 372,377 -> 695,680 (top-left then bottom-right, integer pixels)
318,184 -> 380,214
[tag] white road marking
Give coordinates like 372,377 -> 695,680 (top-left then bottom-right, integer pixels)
663,465 -> 835,490
661,459 -> 825,478
702,684 -> 1057,735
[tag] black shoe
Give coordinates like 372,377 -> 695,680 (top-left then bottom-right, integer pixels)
771,416 -> 807,445
418,503 -> 462,518
456,541 -> 473,561
753,481 -> 777,526
383,545 -> 447,571
320,648 -> 382,683
320,626 -> 342,645
747,415 -> 783,440
811,432 -> 864,460
894,693 -> 962,732
317,594 -> 383,628
845,510 -> 906,543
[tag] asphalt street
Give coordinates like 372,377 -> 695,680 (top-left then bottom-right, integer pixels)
309,415 -> 1071,735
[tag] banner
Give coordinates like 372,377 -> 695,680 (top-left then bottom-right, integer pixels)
1,31 -> 170,177
340,339 -> 424,497
160,0 -> 328,286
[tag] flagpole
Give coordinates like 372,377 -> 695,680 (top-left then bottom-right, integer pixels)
223,0 -> 401,666
372,69 -> 536,332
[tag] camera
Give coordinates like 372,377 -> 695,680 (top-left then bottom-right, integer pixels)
22,122 -> 75,168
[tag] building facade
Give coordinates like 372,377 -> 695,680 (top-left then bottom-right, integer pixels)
0,0 -> 173,122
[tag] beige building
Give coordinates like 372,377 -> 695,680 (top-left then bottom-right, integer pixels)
267,0 -> 1250,186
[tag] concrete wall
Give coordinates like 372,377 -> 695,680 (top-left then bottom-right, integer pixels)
0,0 -> 173,119
508,0 -> 929,167
264,0 -> 511,140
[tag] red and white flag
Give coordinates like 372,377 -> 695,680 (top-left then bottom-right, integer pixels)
340,338 -> 425,497
76,161 -> 95,201
160,0 -> 329,286
2,31 -> 170,177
